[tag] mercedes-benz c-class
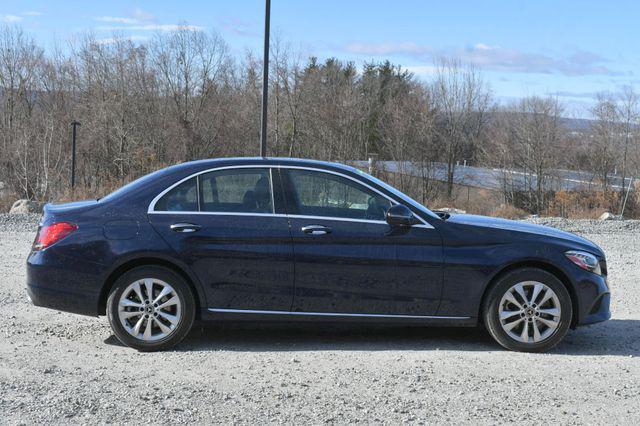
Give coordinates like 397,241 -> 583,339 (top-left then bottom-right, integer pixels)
26,158 -> 610,352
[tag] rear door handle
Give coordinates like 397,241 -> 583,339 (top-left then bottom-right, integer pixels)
301,225 -> 332,235
170,223 -> 201,233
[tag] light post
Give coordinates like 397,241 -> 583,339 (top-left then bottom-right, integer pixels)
259,0 -> 271,157
71,121 -> 81,189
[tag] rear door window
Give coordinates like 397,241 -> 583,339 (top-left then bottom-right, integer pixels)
199,168 -> 273,214
154,177 -> 198,212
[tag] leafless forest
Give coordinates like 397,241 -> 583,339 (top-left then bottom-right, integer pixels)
1,25 -> 639,217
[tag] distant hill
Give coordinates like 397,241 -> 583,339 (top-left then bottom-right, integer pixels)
561,117 -> 593,132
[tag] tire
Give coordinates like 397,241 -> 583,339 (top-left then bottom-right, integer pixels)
483,268 -> 572,353
107,265 -> 195,351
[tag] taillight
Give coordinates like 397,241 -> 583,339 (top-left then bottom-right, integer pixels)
33,222 -> 78,251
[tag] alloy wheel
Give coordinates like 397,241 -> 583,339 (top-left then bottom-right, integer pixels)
118,278 -> 182,342
498,281 -> 561,343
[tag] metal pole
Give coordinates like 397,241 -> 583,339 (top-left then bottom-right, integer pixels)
620,176 -> 633,219
259,0 -> 271,157
71,121 -> 81,189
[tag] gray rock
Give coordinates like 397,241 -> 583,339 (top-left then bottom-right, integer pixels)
435,207 -> 467,214
9,199 -> 44,214
599,212 -> 616,221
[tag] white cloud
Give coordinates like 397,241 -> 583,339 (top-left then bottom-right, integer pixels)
131,8 -> 154,23
93,10 -> 202,33
344,41 -> 616,76
218,17 -> 258,36
1,14 -> 23,23
474,43 -> 496,51
95,35 -> 150,45
94,16 -> 140,24
96,23 -> 203,32
405,65 -> 439,76
345,42 -> 431,56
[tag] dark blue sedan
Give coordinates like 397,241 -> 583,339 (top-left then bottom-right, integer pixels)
26,158 -> 611,352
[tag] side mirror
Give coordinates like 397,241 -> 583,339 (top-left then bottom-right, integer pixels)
386,204 -> 420,227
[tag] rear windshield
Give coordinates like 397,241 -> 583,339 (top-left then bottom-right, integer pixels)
100,169 -> 165,203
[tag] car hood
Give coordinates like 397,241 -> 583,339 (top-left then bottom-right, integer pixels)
445,214 -> 602,254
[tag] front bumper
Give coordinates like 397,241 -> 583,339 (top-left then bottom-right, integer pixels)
574,269 -> 611,326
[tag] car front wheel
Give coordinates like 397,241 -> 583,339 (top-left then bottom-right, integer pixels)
107,265 -> 195,351
483,268 -> 573,352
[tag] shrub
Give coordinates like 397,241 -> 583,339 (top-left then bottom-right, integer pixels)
546,190 -> 625,219
489,204 -> 529,219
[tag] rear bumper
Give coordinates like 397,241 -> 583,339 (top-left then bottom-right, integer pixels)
26,249 -> 106,316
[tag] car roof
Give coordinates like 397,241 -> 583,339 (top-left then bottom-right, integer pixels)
100,157 -> 365,204
173,157 -> 361,173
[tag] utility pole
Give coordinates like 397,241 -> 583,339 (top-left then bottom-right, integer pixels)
71,121 -> 81,189
259,0 -> 271,157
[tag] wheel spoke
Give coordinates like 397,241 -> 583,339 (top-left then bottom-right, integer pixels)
153,286 -> 172,304
532,319 -> 542,342
520,320 -> 530,342
503,292 -> 523,310
133,316 -> 145,335
158,311 -> 179,324
120,299 -> 143,308
144,279 -> 154,302
538,288 -> 553,307
132,282 -> 145,304
536,316 -> 559,330
157,296 -> 178,310
143,318 -> 153,340
120,310 -> 142,319
538,308 -> 560,317
513,284 -> 528,305
156,318 -> 172,334
530,283 -> 543,305
500,310 -> 523,321
503,317 -> 523,331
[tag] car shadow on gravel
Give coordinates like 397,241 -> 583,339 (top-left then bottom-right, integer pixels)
103,319 -> 637,356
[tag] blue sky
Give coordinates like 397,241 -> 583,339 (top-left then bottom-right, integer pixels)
2,0 -> 639,117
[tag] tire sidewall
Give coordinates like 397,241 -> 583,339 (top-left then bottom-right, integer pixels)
107,266 -> 195,351
484,268 -> 573,352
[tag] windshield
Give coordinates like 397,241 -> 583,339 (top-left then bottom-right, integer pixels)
353,168 -> 441,220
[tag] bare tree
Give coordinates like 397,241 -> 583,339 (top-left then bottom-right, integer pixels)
589,94 -> 620,190
152,28 -> 229,160
432,58 -> 491,199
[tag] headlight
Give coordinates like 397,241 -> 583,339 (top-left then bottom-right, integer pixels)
565,250 -> 602,275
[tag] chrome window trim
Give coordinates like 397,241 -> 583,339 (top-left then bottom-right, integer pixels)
278,166 -> 432,227
195,174 -> 201,211
268,168 -> 276,214
147,164 -> 434,229
208,308 -> 469,320
148,165 -> 275,215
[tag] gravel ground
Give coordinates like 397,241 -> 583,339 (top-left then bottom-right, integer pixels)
0,214 -> 639,424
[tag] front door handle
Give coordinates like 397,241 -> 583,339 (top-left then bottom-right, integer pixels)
301,225 -> 332,235
170,223 -> 201,233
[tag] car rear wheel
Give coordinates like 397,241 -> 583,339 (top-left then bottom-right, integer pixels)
107,266 -> 195,351
483,268 -> 572,352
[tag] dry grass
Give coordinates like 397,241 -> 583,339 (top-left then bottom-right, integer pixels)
488,204 -> 529,219
546,190 -> 623,219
